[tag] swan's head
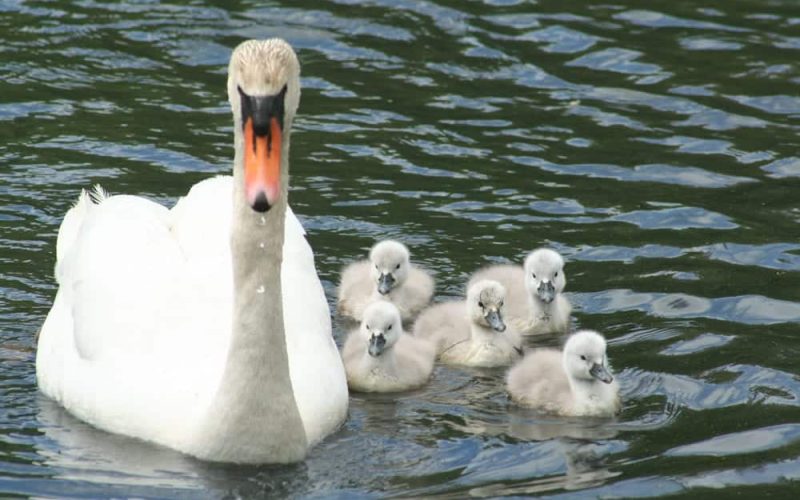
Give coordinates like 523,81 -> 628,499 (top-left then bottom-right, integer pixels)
466,280 -> 507,332
360,301 -> 402,357
523,248 -> 566,305
227,38 -> 301,213
369,240 -> 410,295
563,330 -> 613,384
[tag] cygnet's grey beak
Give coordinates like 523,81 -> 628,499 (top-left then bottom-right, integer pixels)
538,280 -> 555,304
377,273 -> 395,295
368,333 -> 386,357
485,309 -> 506,332
589,363 -> 613,384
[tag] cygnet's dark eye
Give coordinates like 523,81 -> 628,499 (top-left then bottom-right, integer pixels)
532,273 -> 537,279
554,271 -> 559,278
580,355 -> 587,361
499,301 -> 504,307
388,324 -> 392,331
395,264 -> 401,270
478,301 -> 484,308
366,324 -> 371,330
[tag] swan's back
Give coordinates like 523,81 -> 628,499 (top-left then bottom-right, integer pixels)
413,300 -> 469,353
37,176 -> 347,450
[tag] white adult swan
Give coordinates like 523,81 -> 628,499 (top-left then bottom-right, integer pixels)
36,39 -> 349,464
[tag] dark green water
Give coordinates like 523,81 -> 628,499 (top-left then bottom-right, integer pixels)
2,0 -> 800,497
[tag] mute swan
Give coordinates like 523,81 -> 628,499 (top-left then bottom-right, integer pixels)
506,330 -> 620,417
36,39 -> 349,464
342,301 -> 435,392
414,280 -> 523,367
337,240 -> 434,322
469,248 -> 571,335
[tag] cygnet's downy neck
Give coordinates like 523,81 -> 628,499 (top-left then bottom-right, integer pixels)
196,96 -> 306,463
528,292 -> 556,320
470,320 -> 499,343
364,344 -> 399,373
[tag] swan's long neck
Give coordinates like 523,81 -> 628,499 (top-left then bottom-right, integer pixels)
193,119 -> 306,464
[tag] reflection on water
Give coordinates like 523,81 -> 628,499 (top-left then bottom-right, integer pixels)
2,0 -> 800,496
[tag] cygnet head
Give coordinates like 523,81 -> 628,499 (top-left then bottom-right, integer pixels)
523,248 -> 566,305
369,240 -> 410,295
563,330 -> 613,384
360,301 -> 403,357
466,280 -> 507,332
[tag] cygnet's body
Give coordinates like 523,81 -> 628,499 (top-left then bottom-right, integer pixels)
414,280 -> 522,368
506,330 -> 620,417
342,301 -> 435,393
338,240 -> 434,322
469,248 -> 571,335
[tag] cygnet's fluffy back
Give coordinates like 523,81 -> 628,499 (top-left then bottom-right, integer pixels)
506,330 -> 620,416
342,301 -> 434,392
337,240 -> 434,322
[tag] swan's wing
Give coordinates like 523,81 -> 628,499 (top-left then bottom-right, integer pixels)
170,175 -> 233,260
39,184 -> 233,435
54,186 -> 107,282
282,206 -> 348,445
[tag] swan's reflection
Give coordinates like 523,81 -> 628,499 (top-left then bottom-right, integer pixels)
35,396 -> 309,497
446,405 -> 620,497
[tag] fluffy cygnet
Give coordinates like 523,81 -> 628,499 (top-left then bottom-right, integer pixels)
414,280 -> 522,367
342,301 -> 435,393
469,248 -> 571,335
506,330 -> 620,417
337,240 -> 434,322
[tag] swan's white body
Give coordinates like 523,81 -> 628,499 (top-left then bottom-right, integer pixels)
506,330 -> 620,417
36,39 -> 348,463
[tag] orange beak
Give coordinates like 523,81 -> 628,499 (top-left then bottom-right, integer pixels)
244,117 -> 281,212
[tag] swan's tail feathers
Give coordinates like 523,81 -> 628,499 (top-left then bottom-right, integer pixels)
54,186 -> 109,282
89,184 -> 110,204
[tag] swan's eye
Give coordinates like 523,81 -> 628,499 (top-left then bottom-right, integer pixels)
532,273 -> 537,279
478,301 -> 484,308
580,355 -> 586,361
395,264 -> 401,270
554,271 -> 559,278
499,301 -> 504,307
366,324 -> 371,331
388,324 -> 392,331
